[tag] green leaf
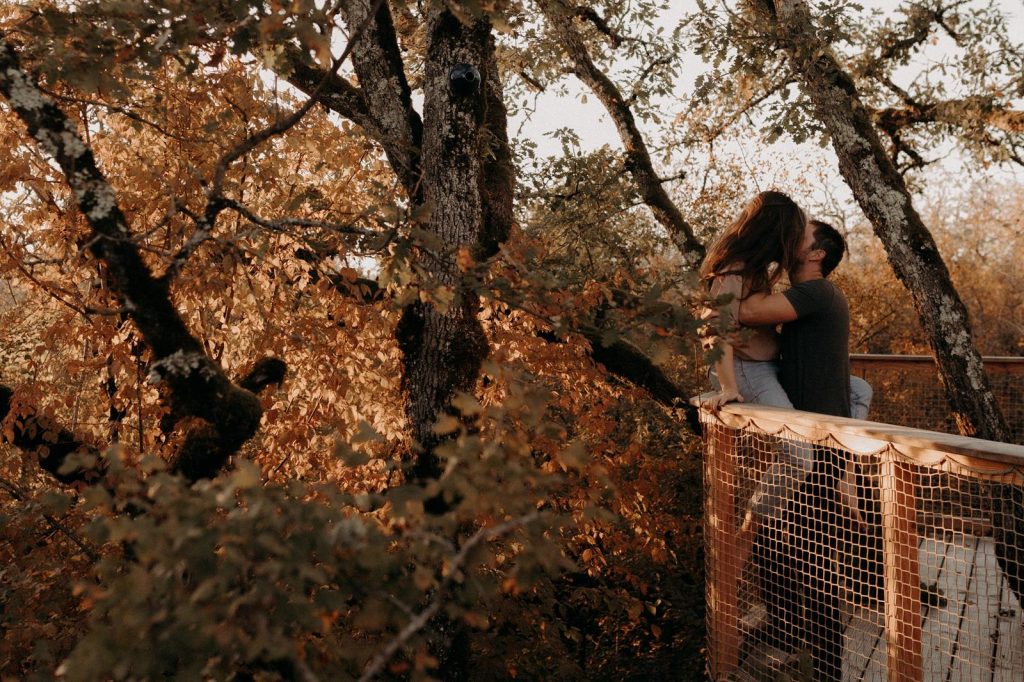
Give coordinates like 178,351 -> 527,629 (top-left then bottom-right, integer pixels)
39,490 -> 73,516
351,421 -> 381,444
432,414 -> 460,435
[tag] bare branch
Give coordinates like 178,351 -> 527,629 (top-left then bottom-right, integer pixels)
38,88 -> 212,144
163,0 -> 388,283
0,475 -> 101,563
357,512 -> 541,682
222,198 -> 386,240
538,0 -> 705,265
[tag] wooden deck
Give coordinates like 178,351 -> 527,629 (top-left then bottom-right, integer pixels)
736,533 -> 1024,681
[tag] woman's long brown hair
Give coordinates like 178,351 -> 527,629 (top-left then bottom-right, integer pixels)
699,190 -> 806,296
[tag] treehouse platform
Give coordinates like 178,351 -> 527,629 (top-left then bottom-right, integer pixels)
734,532 -> 1024,681
697,356 -> 1024,681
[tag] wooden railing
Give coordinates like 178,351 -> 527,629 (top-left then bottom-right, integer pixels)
697,399 -> 1024,681
850,354 -> 1024,444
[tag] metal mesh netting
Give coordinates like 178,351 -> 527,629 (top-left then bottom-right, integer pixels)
851,357 -> 1024,445
703,415 -> 1024,681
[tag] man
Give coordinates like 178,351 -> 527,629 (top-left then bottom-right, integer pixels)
740,219 -> 854,418
737,220 -> 855,680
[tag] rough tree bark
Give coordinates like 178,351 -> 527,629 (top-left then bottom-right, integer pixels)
747,0 -> 1008,441
394,10 -> 494,482
0,40 -> 278,481
289,4 -> 514,484
870,98 -> 1024,136
747,0 -> 1024,609
538,0 -> 706,265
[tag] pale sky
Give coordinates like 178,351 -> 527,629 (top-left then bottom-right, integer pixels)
513,0 -> 1024,224
516,0 -> 1024,149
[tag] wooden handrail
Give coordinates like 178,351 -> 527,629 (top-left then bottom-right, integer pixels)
695,390 -> 1024,681
850,354 -> 1024,373
691,395 -> 1024,479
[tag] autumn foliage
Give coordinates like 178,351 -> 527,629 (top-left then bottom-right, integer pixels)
2,1 -> 1023,680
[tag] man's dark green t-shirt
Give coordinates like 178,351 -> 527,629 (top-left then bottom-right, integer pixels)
780,278 -> 851,418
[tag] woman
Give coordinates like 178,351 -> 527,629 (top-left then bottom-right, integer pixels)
699,190 -> 805,410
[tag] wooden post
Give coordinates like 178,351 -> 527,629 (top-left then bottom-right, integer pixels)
881,454 -> 922,682
705,417 -> 740,679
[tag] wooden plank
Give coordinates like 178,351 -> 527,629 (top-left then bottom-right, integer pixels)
992,568 -> 1024,682
922,537 -> 978,680
705,423 -> 740,680
919,532 -> 951,629
864,626 -> 888,681
881,458 -> 922,682
948,537 -> 1000,680
842,534 -> 942,682
843,605 -> 884,681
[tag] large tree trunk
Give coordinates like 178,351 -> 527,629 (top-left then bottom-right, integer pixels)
395,11 -> 509,484
749,0 -> 1023,609
750,0 -> 1008,441
289,5 -> 514,485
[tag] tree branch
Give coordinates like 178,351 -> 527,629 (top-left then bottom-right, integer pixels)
538,0 -> 705,265
163,5 -> 382,283
853,0 -> 972,78
0,40 -> 267,481
357,512 -> 541,682
0,384 -> 103,485
0,474 -> 101,563
582,331 -> 700,432
574,7 -> 623,47
290,0 -> 423,200
870,98 -> 1024,135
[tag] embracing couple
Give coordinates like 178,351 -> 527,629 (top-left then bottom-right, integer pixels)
699,190 -> 872,679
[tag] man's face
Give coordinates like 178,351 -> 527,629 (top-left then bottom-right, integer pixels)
795,222 -> 817,265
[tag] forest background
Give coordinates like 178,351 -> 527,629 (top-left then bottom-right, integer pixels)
1,0 -> 1022,680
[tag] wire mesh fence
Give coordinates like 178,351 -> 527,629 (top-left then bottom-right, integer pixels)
701,403 -> 1024,681
851,355 -> 1024,445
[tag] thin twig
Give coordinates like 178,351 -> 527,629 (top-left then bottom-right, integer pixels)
0,476 -> 101,563
163,0 -> 387,281
37,88 -> 212,144
222,198 -> 383,238
358,511 -> 541,682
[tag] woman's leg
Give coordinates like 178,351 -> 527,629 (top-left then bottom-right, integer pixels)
734,361 -> 813,522
733,359 -> 792,409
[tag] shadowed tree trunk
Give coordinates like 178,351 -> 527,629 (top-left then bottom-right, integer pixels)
0,384 -> 103,484
393,11 -> 494,484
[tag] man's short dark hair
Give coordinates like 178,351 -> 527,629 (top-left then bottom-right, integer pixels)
810,220 -> 846,277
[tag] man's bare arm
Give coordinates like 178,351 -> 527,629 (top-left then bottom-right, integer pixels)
739,292 -> 799,326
